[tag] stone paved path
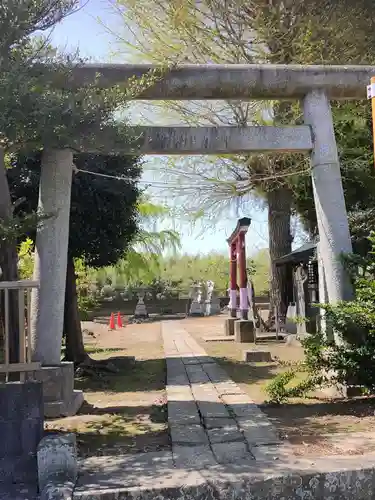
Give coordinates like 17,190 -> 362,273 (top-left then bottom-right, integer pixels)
162,321 -> 281,467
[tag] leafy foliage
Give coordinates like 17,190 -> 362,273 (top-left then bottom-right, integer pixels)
8,151 -> 142,267
266,233 -> 375,403
18,237 -> 34,279
292,100 -> 375,249
92,248 -> 270,295
265,368 -> 321,405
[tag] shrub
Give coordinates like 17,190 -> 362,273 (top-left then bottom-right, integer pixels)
266,233 -> 375,402
265,368 -> 322,404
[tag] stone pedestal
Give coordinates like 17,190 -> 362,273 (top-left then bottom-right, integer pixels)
224,318 -> 237,336
134,298 -> 148,318
204,297 -> 221,316
243,350 -> 272,362
234,320 -> 255,343
31,362 -> 84,418
189,300 -> 204,316
0,381 -> 43,485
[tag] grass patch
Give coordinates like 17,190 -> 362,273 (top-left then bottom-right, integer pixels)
47,321 -> 169,457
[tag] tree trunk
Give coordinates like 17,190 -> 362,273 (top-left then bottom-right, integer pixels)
267,186 -> 293,327
64,256 -> 87,365
0,150 -> 19,363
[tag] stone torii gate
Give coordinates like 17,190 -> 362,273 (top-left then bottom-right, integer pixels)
30,63 -> 375,415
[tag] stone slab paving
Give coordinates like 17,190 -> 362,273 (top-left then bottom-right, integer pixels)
161,320 -> 281,468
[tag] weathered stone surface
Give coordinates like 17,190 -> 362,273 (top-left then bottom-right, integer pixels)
191,384 -> 221,403
170,424 -> 208,445
203,364 -> 229,383
250,444 -> 288,461
75,452 -> 178,492
167,373 -> 190,386
168,401 -> 200,424
167,386 -> 194,402
197,401 -> 231,419
234,320 -> 255,343
0,382 -> 43,420
185,366 -> 210,384
30,149 -> 74,366
38,433 -> 77,497
67,63 -> 375,101
224,318 -> 237,336
182,356 -> 200,365
0,483 -> 38,500
215,382 -> 246,396
211,441 -> 254,464
203,417 -> 238,429
207,426 -> 244,444
204,335 -> 235,342
0,382 -> 43,487
166,358 -> 186,371
243,349 -> 272,363
195,356 -> 216,364
221,394 -> 259,418
242,425 -> 280,446
0,456 -> 38,485
173,445 -> 217,468
32,364 -> 83,418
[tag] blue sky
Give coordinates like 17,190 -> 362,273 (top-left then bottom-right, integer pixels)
49,0 -> 271,255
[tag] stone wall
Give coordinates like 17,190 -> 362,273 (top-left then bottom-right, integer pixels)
0,382 -> 44,485
92,296 -> 269,318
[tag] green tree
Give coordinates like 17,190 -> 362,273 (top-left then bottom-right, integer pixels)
0,1 -> 79,362
8,151 -> 142,364
109,198 -> 181,286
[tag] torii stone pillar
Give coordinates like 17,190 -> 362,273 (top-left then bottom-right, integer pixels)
30,148 -> 83,417
303,91 -> 353,308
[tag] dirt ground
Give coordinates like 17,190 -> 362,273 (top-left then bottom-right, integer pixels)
181,315 -> 375,456
46,319 -> 169,458
48,314 -> 375,459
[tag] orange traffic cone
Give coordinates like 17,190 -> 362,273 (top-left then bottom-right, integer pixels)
109,312 -> 116,330
117,312 -> 123,328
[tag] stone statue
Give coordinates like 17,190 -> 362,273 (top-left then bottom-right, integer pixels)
206,280 -> 214,302
295,264 -> 308,336
134,288 -> 148,318
204,280 -> 221,316
189,283 -> 204,316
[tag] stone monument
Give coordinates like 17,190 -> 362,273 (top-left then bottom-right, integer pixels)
134,288 -> 148,318
204,280 -> 221,316
189,283 -> 204,316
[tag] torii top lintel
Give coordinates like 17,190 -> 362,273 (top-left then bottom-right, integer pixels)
227,218 -> 251,246
39,63 -> 375,100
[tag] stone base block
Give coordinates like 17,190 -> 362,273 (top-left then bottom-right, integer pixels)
44,391 -> 85,419
31,363 -> 84,418
134,304 -> 148,318
204,300 -> 221,316
243,350 -> 272,362
224,318 -> 237,336
234,320 -> 255,343
189,302 -> 204,316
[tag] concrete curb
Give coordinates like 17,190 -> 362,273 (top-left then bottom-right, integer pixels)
73,449 -> 375,499
37,433 -> 78,499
